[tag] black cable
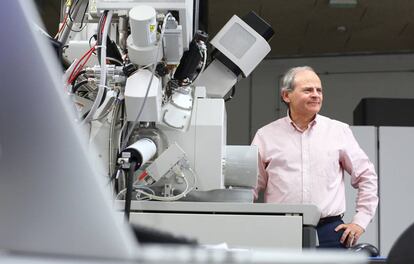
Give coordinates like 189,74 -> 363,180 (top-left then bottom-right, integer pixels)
225,86 -> 237,102
79,2 -> 88,27
68,0 -> 81,22
70,69 -> 86,86
120,122 -> 131,154
124,161 -> 137,220
79,88 -> 107,120
89,34 -> 97,55
108,165 -> 121,185
69,24 -> 88,33
68,1 -> 89,33
72,79 -> 88,93
120,100 -> 126,136
106,56 -> 123,66
96,11 -> 107,65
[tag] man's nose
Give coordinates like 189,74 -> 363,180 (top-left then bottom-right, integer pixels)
311,89 -> 320,97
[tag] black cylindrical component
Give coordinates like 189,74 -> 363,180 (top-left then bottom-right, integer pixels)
173,30 -> 208,81
121,149 -> 143,171
173,41 -> 202,81
212,49 -> 243,77
242,11 -> 274,42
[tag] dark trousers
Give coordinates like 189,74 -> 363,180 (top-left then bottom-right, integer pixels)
316,218 -> 347,248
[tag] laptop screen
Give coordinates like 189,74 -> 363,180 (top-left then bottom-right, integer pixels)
0,0 -> 138,260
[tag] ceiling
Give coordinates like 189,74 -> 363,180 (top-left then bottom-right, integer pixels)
36,0 -> 414,58
204,0 -> 414,58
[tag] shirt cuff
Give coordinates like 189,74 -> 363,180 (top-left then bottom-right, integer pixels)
352,212 -> 373,230
252,188 -> 259,201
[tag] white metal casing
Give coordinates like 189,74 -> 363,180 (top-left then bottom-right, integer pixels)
161,90 -> 193,131
163,24 -> 183,64
126,5 -> 160,65
210,15 -> 271,77
193,98 -> 226,190
158,96 -> 226,191
95,0 -> 193,50
224,145 -> 258,188
127,36 -> 162,66
146,142 -> 186,182
129,5 -> 157,47
194,59 -> 238,98
124,69 -> 162,122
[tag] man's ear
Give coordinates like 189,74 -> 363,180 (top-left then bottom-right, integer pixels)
281,90 -> 290,104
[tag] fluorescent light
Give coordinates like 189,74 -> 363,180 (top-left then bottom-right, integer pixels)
329,0 -> 357,8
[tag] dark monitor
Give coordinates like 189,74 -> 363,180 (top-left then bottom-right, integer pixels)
354,98 -> 414,126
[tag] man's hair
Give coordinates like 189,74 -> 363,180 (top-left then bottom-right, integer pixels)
280,66 -> 315,94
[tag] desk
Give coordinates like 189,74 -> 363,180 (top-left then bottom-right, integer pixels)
126,201 -> 320,249
0,247 -> 368,264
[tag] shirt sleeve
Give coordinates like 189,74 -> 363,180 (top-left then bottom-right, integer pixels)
340,125 -> 379,230
251,131 -> 269,201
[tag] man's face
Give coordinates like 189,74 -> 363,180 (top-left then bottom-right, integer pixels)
282,70 -> 323,118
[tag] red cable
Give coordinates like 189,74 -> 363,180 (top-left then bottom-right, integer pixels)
138,171 -> 148,181
67,45 -> 95,85
100,15 -> 107,34
71,51 -> 93,83
55,13 -> 68,39
68,12 -> 107,86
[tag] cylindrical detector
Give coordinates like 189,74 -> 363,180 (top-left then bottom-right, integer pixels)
123,138 -> 157,170
129,5 -> 157,47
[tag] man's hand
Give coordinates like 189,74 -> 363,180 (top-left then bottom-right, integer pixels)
335,223 -> 364,247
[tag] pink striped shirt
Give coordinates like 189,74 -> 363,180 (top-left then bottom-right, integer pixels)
252,114 -> 378,229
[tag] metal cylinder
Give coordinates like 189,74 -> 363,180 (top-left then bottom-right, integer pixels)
129,5 -> 157,47
118,16 -> 128,51
124,138 -> 157,166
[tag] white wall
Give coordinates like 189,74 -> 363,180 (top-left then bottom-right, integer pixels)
226,53 -> 414,145
378,127 -> 414,256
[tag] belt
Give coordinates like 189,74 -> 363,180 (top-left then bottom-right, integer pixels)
317,214 -> 343,226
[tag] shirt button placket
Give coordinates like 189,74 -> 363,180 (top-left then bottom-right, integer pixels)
302,131 -> 311,203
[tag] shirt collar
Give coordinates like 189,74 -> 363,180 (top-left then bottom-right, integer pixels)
286,110 -> 319,132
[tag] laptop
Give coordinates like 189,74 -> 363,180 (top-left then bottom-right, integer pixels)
0,0 -> 138,260
0,1 -> 367,263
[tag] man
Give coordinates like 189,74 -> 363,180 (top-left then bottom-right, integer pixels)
252,66 -> 378,248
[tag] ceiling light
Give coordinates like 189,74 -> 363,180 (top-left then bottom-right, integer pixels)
336,25 -> 347,32
329,0 -> 357,8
